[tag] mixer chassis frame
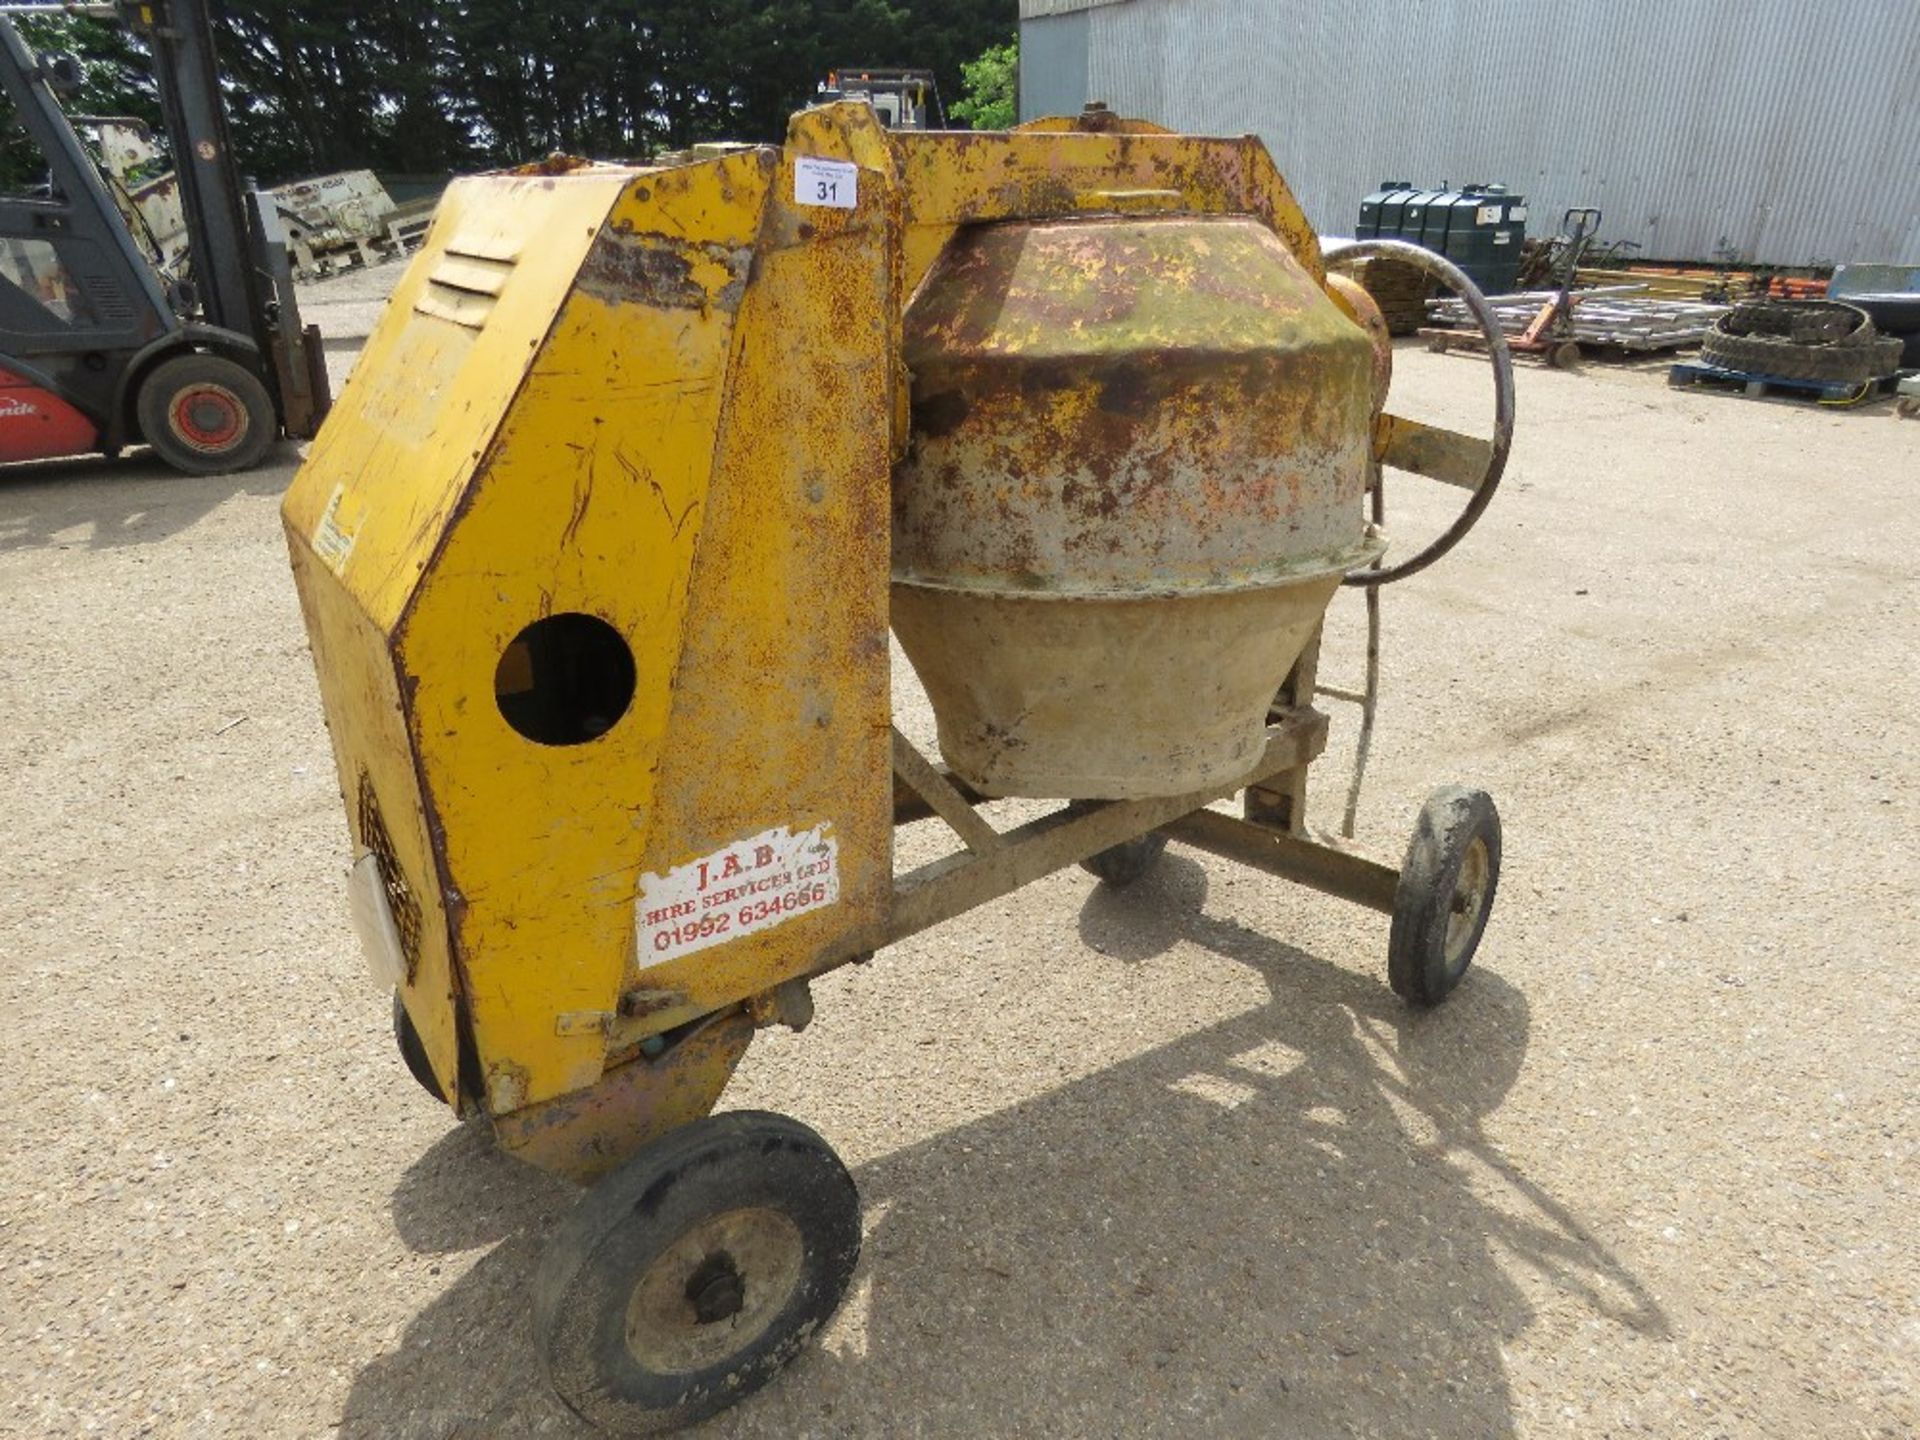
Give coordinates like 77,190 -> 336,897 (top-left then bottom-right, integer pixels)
885,703 -> 1397,943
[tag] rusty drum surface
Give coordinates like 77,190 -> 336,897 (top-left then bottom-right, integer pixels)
892,214 -> 1384,798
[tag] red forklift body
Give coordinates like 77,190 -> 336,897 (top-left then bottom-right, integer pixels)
0,365 -> 98,461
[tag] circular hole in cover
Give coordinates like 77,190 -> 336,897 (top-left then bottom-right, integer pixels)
495,612 -> 635,746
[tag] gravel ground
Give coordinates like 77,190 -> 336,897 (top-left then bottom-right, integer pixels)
2,259 -> 1916,1440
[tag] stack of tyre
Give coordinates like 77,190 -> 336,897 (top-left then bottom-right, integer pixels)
1699,299 -> 1904,386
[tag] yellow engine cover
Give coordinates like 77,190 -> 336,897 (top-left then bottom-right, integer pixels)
284,132 -> 897,1123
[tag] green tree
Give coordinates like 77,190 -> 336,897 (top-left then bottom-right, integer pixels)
949,35 -> 1015,130
214,3 -> 477,177
2,0 -> 1020,184
0,13 -> 156,191
18,14 -> 155,123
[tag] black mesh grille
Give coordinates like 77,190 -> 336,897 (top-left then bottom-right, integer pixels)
356,776 -> 422,983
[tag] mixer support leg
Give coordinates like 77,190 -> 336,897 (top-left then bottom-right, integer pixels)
1246,622 -> 1323,835
1161,809 -> 1398,913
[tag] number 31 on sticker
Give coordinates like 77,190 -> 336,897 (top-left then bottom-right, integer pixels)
795,156 -> 858,210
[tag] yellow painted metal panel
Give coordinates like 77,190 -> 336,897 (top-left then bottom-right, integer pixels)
282,172 -> 630,633
281,170 -> 638,1098
785,104 -> 909,459
616,147 -> 896,1029
399,152 -> 788,1110
283,539 -> 463,1094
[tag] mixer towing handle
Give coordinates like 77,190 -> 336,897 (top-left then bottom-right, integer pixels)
1320,239 -> 1517,588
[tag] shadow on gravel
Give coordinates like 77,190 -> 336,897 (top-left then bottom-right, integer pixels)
342,862 -> 1666,1439
0,445 -> 293,554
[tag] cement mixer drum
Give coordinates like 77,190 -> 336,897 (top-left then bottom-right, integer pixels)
892,214 -> 1384,799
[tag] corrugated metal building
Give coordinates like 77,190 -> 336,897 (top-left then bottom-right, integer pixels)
1019,0 -> 1920,266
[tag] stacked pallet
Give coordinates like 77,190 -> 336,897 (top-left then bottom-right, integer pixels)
1428,288 -> 1729,352
1572,266 -> 1752,301
1767,276 -> 1828,299
1669,363 -> 1889,406
1352,257 -> 1431,335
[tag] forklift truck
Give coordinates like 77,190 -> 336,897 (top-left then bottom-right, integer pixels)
0,0 -> 326,474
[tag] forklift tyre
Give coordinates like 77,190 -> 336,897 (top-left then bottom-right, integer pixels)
135,353 -> 277,475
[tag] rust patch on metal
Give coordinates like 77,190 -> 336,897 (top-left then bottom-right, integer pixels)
493,1009 -> 755,1183
618,985 -> 692,1020
506,153 -> 597,177
889,209 -> 1375,796
576,229 -> 753,312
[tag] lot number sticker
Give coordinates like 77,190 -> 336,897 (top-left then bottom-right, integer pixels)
636,822 -> 841,966
795,156 -> 858,209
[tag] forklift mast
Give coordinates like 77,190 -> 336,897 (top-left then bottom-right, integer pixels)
122,0 -> 258,335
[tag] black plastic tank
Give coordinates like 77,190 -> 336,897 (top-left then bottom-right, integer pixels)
1418,186 -> 1460,252
1398,188 -> 1445,246
1447,186 -> 1524,296
1482,188 -> 1525,295
1357,181 -> 1413,239
1353,180 -> 1526,296
1443,189 -> 1487,257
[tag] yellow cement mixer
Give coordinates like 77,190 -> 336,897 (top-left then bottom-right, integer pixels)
283,102 -> 1515,1433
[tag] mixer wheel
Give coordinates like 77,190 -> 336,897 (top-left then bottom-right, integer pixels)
391,991 -> 446,1102
1388,787 -> 1501,1005
1068,801 -> 1169,887
535,1110 -> 861,1434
